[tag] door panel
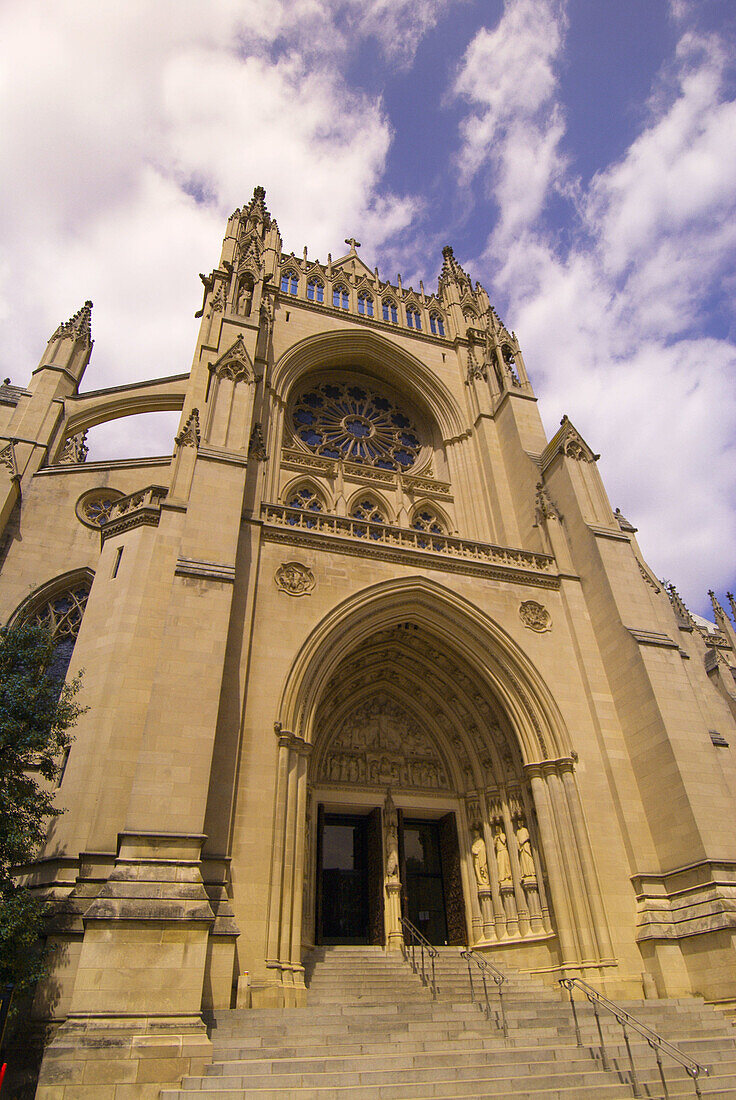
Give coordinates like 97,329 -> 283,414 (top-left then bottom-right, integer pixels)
439,811 -> 467,946
403,819 -> 448,945
366,806 -> 385,946
319,814 -> 368,944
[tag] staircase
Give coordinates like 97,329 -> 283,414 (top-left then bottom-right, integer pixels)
161,945 -> 736,1098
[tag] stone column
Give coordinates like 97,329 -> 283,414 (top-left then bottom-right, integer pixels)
527,765 -> 579,964
521,785 -> 553,933
501,797 -> 530,936
560,761 -> 614,961
545,765 -> 598,962
264,725 -> 312,1006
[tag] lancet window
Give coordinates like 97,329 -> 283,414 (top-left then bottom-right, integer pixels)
280,270 -> 298,295
332,285 -> 349,310
429,312 -> 445,337
291,380 -> 422,470
307,278 -> 324,303
358,292 -> 373,317
382,299 -> 398,324
406,306 -> 421,331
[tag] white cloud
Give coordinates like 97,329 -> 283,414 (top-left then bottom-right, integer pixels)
0,0 -> 439,419
451,5 -> 736,611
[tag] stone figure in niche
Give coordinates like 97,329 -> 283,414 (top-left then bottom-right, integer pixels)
237,277 -> 254,317
516,823 -> 536,879
471,830 -> 489,887
494,827 -> 512,885
384,792 -> 400,883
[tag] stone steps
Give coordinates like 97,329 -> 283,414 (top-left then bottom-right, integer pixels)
162,946 -> 736,1098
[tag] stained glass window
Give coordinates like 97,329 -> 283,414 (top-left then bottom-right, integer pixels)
307,278 -> 324,303
406,307 -> 421,331
287,486 -> 324,528
280,271 -> 298,295
333,285 -> 349,310
351,498 -> 386,539
291,381 -> 422,471
358,293 -> 373,317
382,300 -> 398,324
411,508 -> 445,549
29,583 -> 91,683
429,312 -> 445,337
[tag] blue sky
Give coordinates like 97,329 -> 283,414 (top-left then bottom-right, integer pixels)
0,0 -> 734,617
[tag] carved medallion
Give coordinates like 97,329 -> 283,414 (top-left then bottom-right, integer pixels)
519,599 -> 551,633
275,561 -> 315,597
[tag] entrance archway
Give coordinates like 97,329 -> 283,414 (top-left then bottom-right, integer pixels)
266,578 -> 614,1003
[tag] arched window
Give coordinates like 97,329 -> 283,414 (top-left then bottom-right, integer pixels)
350,497 -> 387,539
463,308 -> 477,324
332,285 -> 349,310
286,486 -> 325,528
382,299 -> 398,324
280,270 -> 299,295
411,507 -> 446,549
358,292 -> 373,317
307,277 -> 324,303
19,577 -> 92,684
406,306 -> 422,331
429,312 -> 445,337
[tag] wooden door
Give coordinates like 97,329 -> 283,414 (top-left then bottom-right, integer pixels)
366,806 -> 385,945
439,811 -> 467,945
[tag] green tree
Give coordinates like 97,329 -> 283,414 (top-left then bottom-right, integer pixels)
0,621 -> 85,999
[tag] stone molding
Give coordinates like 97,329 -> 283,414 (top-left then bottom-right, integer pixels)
100,484 -> 168,541
175,557 -> 236,583
633,860 -> 736,941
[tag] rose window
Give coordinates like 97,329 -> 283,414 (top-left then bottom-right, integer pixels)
292,381 -> 421,470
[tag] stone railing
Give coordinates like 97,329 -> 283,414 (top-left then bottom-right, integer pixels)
101,485 -> 168,541
261,503 -> 556,581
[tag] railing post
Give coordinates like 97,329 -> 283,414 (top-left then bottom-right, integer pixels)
620,1018 -> 641,1098
687,1066 -> 704,1100
589,994 -> 610,1071
495,978 -> 508,1039
563,980 -> 582,1048
649,1039 -> 670,1100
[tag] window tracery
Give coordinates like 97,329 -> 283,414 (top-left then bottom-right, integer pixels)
382,299 -> 398,324
350,497 -> 387,538
25,581 -> 91,683
411,506 -> 446,547
406,306 -> 421,331
291,380 -> 422,470
307,278 -> 324,303
429,312 -> 445,337
332,285 -> 349,310
286,485 -> 325,528
358,292 -> 373,317
280,271 -> 298,295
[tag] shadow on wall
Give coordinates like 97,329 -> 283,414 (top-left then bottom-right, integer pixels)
84,410 -> 181,462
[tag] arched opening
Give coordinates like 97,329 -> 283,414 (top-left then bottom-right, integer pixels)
265,578 -> 614,997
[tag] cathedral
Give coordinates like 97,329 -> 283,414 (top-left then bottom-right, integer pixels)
4,186 -> 736,1097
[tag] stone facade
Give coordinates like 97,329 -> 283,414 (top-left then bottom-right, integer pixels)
2,186 -> 736,1098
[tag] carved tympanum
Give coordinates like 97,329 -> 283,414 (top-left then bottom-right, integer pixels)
319,692 -> 449,790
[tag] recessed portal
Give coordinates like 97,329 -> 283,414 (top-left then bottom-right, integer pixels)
319,814 -> 368,944
403,819 -> 448,946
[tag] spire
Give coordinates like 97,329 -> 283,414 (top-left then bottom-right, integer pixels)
709,590 -> 736,644
53,300 -> 93,347
243,184 -> 272,229
438,245 -> 472,295
728,593 -> 736,624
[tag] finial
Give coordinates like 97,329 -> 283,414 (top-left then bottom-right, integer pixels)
253,184 -> 266,201
344,237 -> 361,253
442,245 -> 453,258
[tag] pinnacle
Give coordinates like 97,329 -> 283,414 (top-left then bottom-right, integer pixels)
54,299 -> 93,344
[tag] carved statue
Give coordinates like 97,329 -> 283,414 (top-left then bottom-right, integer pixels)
494,827 -> 512,885
471,830 -> 489,887
516,824 -> 536,879
384,792 -> 400,883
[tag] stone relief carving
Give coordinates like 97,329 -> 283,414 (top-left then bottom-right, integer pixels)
384,791 -> 400,883
519,599 -> 552,633
320,692 -> 449,790
275,561 -> 315,597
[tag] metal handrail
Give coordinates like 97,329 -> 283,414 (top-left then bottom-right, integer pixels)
460,947 -> 508,1038
560,977 -> 710,1099
399,916 -> 438,998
